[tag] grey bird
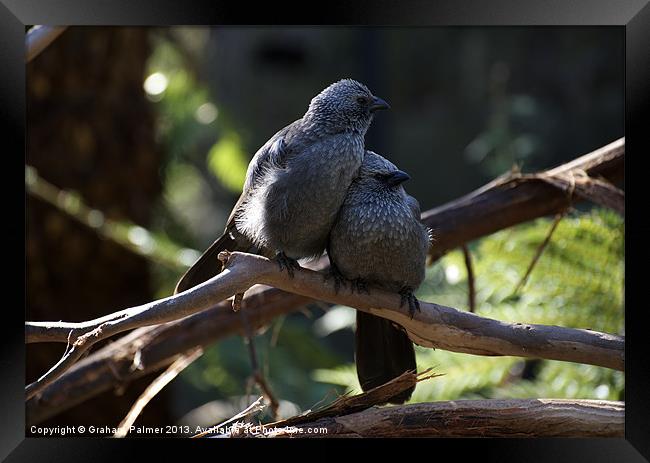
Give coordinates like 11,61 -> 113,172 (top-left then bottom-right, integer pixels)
328,151 -> 431,403
175,79 -> 390,294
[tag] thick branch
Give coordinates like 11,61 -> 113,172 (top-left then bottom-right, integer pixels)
26,252 -> 623,402
27,286 -> 312,425
423,138 -> 623,260
268,399 -> 623,438
25,252 -> 279,399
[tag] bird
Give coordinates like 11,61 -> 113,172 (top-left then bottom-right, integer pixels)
175,79 -> 390,294
327,151 -> 431,403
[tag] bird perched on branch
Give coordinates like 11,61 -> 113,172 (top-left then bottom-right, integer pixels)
328,151 -> 431,403
175,79 -> 390,294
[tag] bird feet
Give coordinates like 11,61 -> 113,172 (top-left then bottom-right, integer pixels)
274,251 -> 301,278
324,264 -> 347,294
399,287 -> 420,319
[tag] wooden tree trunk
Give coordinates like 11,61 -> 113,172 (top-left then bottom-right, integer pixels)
26,26 -> 168,430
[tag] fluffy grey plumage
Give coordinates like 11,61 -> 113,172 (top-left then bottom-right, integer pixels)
175,79 -> 389,293
328,151 -> 431,403
329,151 -> 431,294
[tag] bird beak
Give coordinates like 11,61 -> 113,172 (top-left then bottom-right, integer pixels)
386,170 -> 411,186
369,96 -> 390,112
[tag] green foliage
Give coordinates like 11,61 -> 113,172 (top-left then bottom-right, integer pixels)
146,40 -> 213,162
207,132 -> 248,193
145,32 -> 249,194
489,361 -> 624,401
180,312 -> 349,413
315,208 -> 624,403
446,208 -> 624,334
143,31 -> 252,268
25,165 -> 194,282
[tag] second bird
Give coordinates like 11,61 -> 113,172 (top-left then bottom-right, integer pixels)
328,151 -> 431,403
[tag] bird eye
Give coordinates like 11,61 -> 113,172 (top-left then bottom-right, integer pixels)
356,96 -> 367,104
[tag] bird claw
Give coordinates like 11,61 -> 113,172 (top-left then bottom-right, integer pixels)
399,287 -> 420,319
324,265 -> 347,294
350,278 -> 370,295
274,251 -> 301,278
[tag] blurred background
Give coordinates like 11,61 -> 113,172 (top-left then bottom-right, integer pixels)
26,26 -> 624,431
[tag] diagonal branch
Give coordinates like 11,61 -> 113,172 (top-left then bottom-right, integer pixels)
268,369 -> 440,430
27,285 -> 313,425
513,212 -> 565,295
25,251 -> 272,399
423,138 -> 623,261
114,347 -> 203,437
241,307 -> 280,419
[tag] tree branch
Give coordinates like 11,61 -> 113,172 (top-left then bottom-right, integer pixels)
268,399 -> 623,438
25,138 -> 624,423
114,347 -> 203,437
27,285 -> 313,425
241,307 -> 280,419
26,251 -> 623,403
266,369 -> 440,431
513,212 -> 565,295
423,138 -> 623,261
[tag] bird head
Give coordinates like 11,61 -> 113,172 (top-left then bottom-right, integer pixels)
305,79 -> 390,134
356,150 -> 411,191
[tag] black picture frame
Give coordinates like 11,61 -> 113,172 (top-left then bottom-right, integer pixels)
2,0 -> 648,460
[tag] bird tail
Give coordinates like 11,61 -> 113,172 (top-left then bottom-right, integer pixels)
174,231 -> 252,294
355,311 -> 417,404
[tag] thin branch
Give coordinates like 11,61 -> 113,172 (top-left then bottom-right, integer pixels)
192,396 -> 266,438
26,26 -> 68,63
270,369 -> 439,430
267,399 -> 624,438
513,212 -> 565,295
26,165 -> 191,271
197,370 -> 439,438
114,348 -> 203,438
270,316 -> 286,347
461,244 -> 476,312
241,308 -> 280,419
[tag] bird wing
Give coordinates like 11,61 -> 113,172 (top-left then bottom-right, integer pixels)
407,193 -> 434,250
406,194 -> 422,219
224,119 -> 302,228
174,120 -> 302,294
